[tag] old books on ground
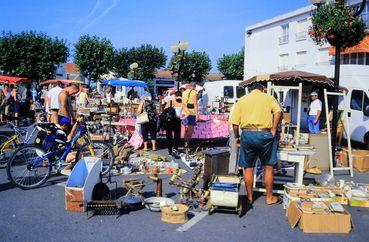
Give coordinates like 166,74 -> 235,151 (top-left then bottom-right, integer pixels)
286,201 -> 352,234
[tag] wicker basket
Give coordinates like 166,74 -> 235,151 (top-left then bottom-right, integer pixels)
161,204 -> 189,224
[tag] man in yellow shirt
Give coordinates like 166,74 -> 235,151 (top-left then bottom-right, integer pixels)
181,82 -> 199,151
230,83 -> 282,206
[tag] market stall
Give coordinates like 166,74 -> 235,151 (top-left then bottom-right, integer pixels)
113,114 -> 229,139
240,70 -> 336,191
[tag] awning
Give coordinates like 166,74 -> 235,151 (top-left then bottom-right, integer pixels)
0,75 -> 30,85
40,79 -> 83,86
102,78 -> 148,87
239,70 -> 334,87
329,35 -> 369,55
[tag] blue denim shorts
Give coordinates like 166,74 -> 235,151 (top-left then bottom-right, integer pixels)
183,115 -> 197,126
239,131 -> 277,168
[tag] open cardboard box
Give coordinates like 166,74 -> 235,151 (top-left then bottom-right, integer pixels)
352,150 -> 369,172
286,201 -> 352,234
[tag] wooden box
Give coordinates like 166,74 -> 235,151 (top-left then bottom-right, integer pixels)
202,149 -> 229,185
65,187 -> 84,212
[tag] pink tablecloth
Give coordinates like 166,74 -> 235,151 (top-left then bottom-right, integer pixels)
118,114 -> 229,139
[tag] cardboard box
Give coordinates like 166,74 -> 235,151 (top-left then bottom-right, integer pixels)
286,202 -> 352,234
339,148 -> 349,167
352,150 -> 369,172
65,187 -> 84,212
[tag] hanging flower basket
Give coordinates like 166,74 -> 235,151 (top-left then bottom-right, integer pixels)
309,0 -> 366,48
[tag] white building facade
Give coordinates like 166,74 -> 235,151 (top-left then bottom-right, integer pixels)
244,0 -> 369,82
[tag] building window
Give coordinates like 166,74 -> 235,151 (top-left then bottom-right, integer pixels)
296,19 -> 308,41
279,24 -> 289,45
317,47 -> 330,65
296,51 -> 307,67
224,86 -> 234,98
341,52 -> 369,65
279,54 -> 289,71
350,53 -> 358,64
343,54 -> 350,64
358,52 -> 365,64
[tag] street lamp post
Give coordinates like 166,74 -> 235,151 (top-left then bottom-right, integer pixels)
129,62 -> 138,80
171,41 -> 189,90
310,0 -> 366,164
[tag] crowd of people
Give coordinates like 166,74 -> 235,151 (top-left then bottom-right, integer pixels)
0,80 -> 202,160
0,83 -> 35,125
1,79 -> 325,202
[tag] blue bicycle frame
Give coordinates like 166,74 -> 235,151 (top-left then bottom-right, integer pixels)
32,124 -> 87,170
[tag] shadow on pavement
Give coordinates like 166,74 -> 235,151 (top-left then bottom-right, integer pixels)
0,181 -> 16,192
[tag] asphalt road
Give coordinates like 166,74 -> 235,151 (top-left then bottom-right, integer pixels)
1,146 -> 369,242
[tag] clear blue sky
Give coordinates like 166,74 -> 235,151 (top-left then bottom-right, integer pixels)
1,0 -> 308,72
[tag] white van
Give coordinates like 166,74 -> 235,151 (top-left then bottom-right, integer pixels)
300,65 -> 369,148
201,80 -> 245,107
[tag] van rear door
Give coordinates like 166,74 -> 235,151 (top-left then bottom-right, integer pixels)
348,89 -> 369,143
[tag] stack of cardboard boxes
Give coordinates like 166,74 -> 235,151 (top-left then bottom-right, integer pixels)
284,182 -> 369,234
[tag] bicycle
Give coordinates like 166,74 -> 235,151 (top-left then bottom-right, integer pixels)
0,122 -> 39,168
6,118 -> 115,190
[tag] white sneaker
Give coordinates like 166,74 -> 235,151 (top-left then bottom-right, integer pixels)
60,169 -> 72,176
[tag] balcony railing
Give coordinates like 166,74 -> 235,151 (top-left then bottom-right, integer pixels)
295,31 -> 307,41
279,35 -> 289,45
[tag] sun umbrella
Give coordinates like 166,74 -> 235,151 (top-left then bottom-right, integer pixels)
0,75 -> 30,85
102,78 -> 148,87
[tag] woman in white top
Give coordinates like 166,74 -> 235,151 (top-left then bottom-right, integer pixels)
163,92 -> 190,158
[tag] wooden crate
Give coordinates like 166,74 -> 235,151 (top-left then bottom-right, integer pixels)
65,187 -> 84,212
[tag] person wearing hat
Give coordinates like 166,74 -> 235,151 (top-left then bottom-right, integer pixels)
308,91 -> 322,134
230,83 -> 283,206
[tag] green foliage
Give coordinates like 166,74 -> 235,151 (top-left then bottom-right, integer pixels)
309,0 -> 366,48
113,48 -> 130,77
74,35 -> 115,82
217,50 -> 244,80
113,44 -> 167,82
169,51 -> 212,84
0,31 -> 69,81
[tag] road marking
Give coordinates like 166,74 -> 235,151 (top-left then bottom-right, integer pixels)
176,211 -> 208,232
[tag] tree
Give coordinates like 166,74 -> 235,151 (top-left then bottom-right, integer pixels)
0,31 -> 69,81
114,44 -> 167,82
217,50 -> 244,80
74,35 -> 115,82
169,51 -> 211,84
113,48 -> 130,78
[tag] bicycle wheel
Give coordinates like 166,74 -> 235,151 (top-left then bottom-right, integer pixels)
76,141 -> 114,176
0,134 -> 17,168
7,144 -> 51,189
